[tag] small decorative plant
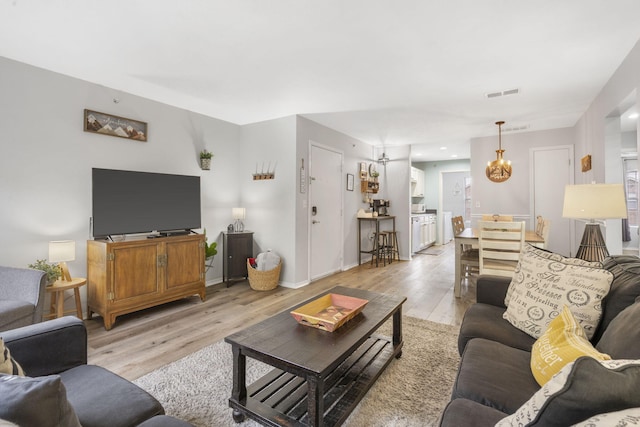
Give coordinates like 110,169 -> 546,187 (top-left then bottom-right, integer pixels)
28,259 -> 61,285
203,229 -> 218,272
199,150 -> 213,170
200,150 -> 213,159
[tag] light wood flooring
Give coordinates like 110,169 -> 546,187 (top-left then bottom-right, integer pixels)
85,241 -> 477,381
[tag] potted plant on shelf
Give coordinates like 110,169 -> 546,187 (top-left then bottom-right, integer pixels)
28,259 -> 61,286
199,150 -> 213,170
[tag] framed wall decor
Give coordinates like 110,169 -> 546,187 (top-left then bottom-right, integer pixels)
84,109 -> 147,141
581,154 -> 592,172
346,173 -> 354,191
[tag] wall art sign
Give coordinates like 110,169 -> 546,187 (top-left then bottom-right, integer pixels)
84,109 -> 147,141
581,154 -> 592,172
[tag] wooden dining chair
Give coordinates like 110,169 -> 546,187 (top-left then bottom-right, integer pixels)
533,216 -> 551,249
478,221 -> 525,278
451,216 -> 479,279
452,216 -> 465,235
481,214 -> 514,222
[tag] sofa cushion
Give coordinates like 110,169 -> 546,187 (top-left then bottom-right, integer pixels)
503,244 -> 613,339
0,374 -> 81,427
457,303 -> 536,355
530,306 -> 610,385
438,398 -> 507,427
0,339 -> 24,376
452,338 -> 540,414
496,357 -> 640,427
595,255 -> 640,343
59,364 -> 164,427
596,299 -> 640,359
571,407 -> 640,426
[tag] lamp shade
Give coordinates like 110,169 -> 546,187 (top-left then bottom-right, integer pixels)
562,184 -> 627,220
232,208 -> 246,220
48,240 -> 76,263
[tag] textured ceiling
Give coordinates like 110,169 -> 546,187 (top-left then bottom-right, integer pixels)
1,0 -> 639,160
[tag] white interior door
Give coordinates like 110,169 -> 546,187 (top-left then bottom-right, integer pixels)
531,145 -> 574,256
310,144 -> 343,280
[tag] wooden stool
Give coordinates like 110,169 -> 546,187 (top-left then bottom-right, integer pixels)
371,232 -> 390,267
46,277 -> 87,319
385,231 -> 400,262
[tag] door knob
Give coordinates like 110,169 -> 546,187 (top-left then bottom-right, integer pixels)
312,220 -> 320,224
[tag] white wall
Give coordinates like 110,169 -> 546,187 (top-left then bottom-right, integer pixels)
239,116 -> 297,285
573,38 -> 640,253
0,57 -> 241,306
470,127 -> 575,228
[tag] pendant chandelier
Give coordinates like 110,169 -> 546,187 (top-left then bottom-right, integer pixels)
485,120 -> 512,183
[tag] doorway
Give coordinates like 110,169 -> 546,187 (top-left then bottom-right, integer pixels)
309,143 -> 344,280
530,145 -> 574,256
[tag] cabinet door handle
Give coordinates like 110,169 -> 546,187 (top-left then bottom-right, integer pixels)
312,220 -> 320,224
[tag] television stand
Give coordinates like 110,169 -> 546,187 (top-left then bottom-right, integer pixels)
87,233 -> 206,330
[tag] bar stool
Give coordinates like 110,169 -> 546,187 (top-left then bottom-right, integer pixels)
371,231 -> 390,267
385,231 -> 399,262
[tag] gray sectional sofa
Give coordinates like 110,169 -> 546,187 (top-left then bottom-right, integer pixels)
1,316 -> 192,427
440,255 -> 640,426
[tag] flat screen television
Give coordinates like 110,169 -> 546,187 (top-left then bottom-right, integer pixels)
92,168 -> 201,238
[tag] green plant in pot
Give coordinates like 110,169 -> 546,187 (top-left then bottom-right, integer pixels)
200,150 -> 214,170
203,229 -> 218,271
28,259 -> 61,285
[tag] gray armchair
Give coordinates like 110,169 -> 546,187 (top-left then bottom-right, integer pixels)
0,266 -> 47,332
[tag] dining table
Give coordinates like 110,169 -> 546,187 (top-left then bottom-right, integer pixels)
453,227 -> 545,298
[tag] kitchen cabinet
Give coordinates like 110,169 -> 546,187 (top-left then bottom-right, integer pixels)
87,234 -> 206,330
411,167 -> 425,197
411,213 -> 436,253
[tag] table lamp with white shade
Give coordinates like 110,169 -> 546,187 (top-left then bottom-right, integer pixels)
562,183 -> 627,262
232,208 -> 246,232
48,240 -> 76,282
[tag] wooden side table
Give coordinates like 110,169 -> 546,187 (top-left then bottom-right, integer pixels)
46,277 -> 87,319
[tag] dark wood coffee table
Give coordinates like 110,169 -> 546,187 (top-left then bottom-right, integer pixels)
225,286 -> 406,427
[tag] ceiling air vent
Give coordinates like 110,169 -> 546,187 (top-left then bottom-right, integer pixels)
485,88 -> 520,99
503,124 -> 529,132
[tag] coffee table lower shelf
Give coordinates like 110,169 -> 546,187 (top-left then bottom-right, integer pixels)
229,334 -> 401,427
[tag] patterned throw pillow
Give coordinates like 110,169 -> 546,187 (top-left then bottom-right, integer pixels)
503,244 -> 613,339
530,306 -> 610,386
570,408 -> 640,426
496,358 -> 640,427
0,339 -> 24,376
505,244 -> 603,305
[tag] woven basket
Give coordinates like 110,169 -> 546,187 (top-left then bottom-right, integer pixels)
247,259 -> 282,291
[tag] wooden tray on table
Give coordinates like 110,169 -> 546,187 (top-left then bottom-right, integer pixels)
290,293 -> 368,332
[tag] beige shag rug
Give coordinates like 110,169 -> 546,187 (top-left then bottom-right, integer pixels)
133,316 -> 460,427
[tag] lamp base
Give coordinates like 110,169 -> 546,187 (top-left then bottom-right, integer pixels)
59,261 -> 72,282
234,219 -> 244,232
575,223 -> 609,263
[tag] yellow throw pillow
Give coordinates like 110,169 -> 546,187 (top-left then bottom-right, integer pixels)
531,306 -> 610,386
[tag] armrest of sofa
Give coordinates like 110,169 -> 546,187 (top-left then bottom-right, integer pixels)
0,266 -> 47,323
476,275 -> 512,308
2,316 -> 87,377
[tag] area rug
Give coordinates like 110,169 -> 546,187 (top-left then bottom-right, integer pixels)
133,316 -> 460,427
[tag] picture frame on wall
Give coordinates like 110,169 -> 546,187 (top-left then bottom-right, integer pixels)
346,173 -> 354,191
84,109 -> 147,141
